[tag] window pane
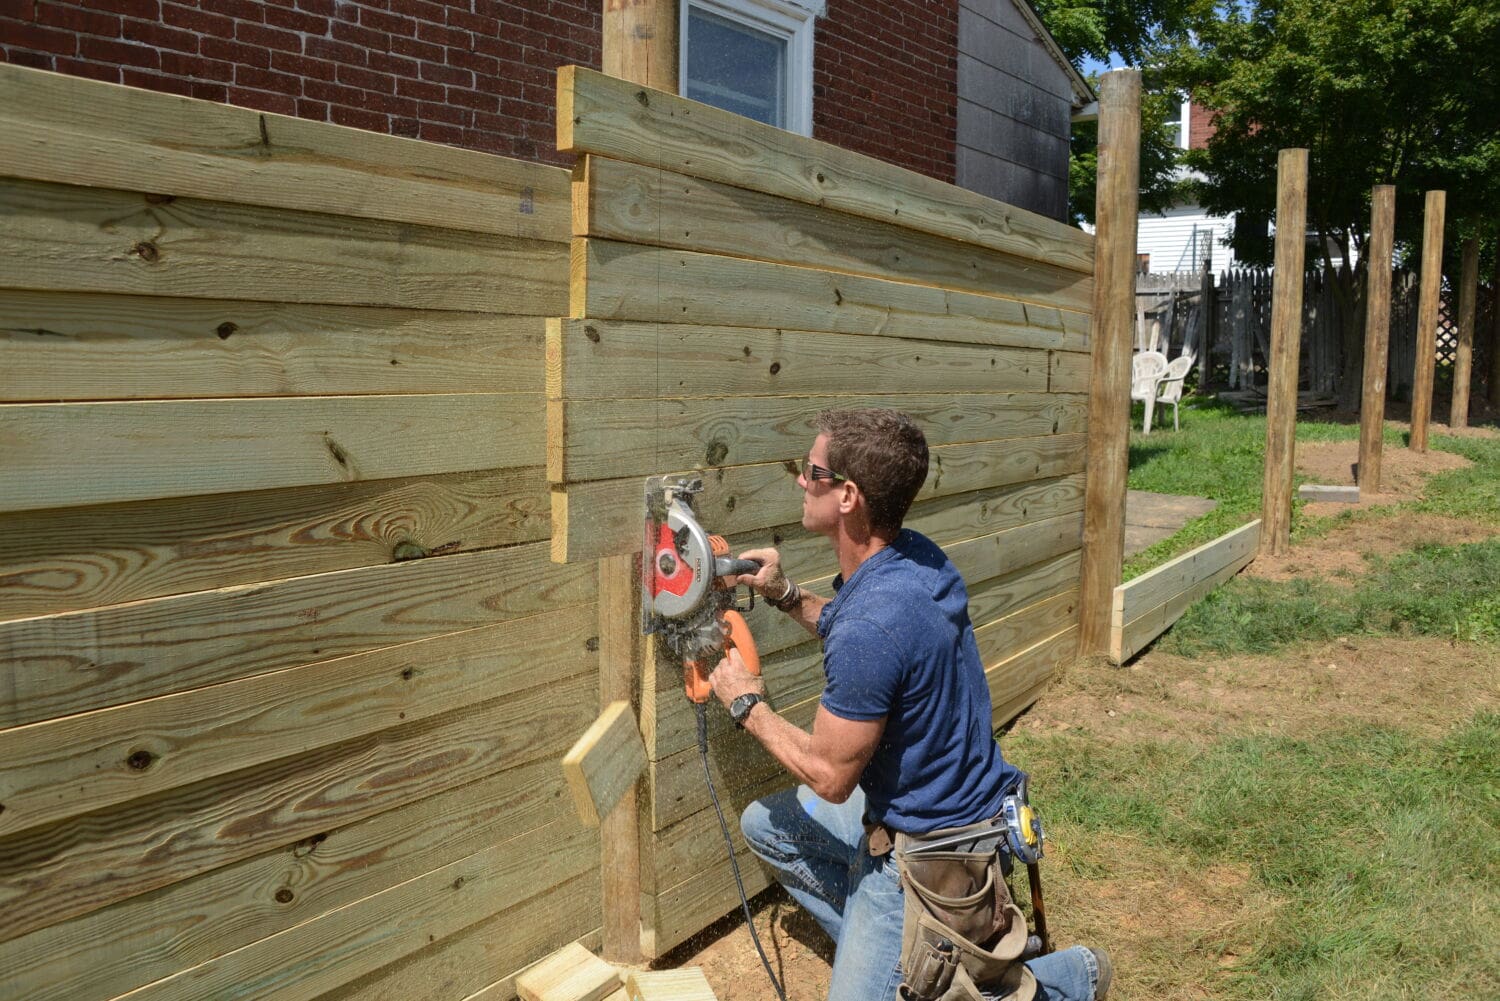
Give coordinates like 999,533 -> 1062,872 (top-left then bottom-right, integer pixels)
685,7 -> 786,128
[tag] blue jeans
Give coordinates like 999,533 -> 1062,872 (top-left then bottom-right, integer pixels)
741,785 -> 1102,1001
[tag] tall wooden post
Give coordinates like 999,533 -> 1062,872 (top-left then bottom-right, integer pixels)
1078,69 -> 1141,657
1449,237 -> 1479,428
596,2 -> 677,965
1358,185 -> 1395,494
1260,149 -> 1309,557
1491,246 -> 1500,407
1409,190 -> 1446,452
603,0 -> 678,93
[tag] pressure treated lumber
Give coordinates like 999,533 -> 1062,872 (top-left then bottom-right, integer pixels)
1358,186 -> 1395,494
0,671 -> 593,946
517,942 -> 621,1001
548,391 -> 1086,483
563,702 -> 649,828
1,177 -> 566,313
0,62 -> 569,241
0,393 -> 542,514
597,552 -> 645,964
602,0 -> 676,94
1260,149 -> 1309,557
1077,69 -> 1141,655
0,604 -> 595,838
117,820 -> 596,1001
0,290 -> 546,400
1409,190 -> 1446,453
571,238 -> 1077,342
0,756 -> 576,1001
552,439 -> 1087,563
1109,520 -> 1260,663
625,968 -> 718,1001
575,156 -> 1093,307
547,318 -> 1057,400
0,466 -> 550,620
1450,236 -> 1479,428
556,66 -> 1093,274
0,540 -> 594,728
1050,350 -> 1091,394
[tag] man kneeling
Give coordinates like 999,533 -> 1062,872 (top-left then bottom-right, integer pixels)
710,408 -> 1110,1001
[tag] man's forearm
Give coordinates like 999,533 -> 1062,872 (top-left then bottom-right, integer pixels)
741,703 -> 849,800
776,586 -> 828,637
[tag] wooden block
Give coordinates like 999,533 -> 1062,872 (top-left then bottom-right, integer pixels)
517,942 -> 621,1001
625,968 -> 717,1001
563,701 -> 649,827
1297,484 -> 1359,503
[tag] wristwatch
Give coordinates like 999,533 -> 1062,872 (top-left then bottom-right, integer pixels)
729,693 -> 764,729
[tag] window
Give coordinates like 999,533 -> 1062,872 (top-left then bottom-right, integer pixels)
680,0 -> 823,135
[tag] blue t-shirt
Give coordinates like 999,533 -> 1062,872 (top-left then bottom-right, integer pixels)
816,529 -> 1020,833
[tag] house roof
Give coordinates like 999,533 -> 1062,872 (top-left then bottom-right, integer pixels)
1009,0 -> 1098,107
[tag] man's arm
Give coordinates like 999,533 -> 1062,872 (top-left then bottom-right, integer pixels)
734,547 -> 826,638
709,647 -> 883,804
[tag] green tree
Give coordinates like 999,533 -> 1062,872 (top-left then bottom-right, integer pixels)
1166,0 -> 1500,405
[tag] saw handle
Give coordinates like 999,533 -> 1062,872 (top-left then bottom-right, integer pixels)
684,609 -> 761,704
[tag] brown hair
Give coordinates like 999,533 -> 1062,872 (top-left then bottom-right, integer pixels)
813,408 -> 929,535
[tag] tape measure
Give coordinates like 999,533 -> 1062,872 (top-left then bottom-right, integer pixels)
1001,792 -> 1045,865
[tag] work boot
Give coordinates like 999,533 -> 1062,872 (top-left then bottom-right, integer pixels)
1088,948 -> 1113,1000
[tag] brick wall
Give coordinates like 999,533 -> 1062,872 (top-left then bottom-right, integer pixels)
1188,100 -> 1216,150
1,0 -> 959,181
0,0 -> 599,164
813,0 -> 959,183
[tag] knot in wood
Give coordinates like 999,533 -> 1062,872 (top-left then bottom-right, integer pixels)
275,888 -> 295,904
126,749 -> 157,771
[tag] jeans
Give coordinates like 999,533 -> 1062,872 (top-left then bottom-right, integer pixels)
741,785 -> 1102,1001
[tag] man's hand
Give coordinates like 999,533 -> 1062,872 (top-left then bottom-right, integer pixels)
734,547 -> 788,601
708,645 -> 766,710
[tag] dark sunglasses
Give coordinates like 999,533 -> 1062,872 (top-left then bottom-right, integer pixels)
801,459 -> 849,483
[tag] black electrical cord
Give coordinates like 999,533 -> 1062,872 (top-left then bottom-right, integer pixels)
697,702 -> 789,1001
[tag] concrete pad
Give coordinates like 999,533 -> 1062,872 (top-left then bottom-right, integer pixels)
1124,490 -> 1219,558
1298,483 -> 1360,503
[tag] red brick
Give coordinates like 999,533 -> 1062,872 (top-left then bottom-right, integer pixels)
270,50 -> 337,82
79,35 -> 159,69
235,20 -> 301,52
123,67 -> 193,95
199,0 -> 263,22
446,7 -> 497,35
235,64 -> 302,96
329,103 -> 386,130
447,85 -> 498,113
3,50 -> 57,70
362,90 -> 418,116
4,21 -> 78,55
418,60 -> 470,86
263,4 -> 327,34
35,4 -> 123,37
161,2 -> 233,37
417,98 -> 468,126
161,50 -> 233,80
336,62 -> 396,94
201,36 -> 270,69
226,86 -> 296,115
390,0 -> 447,21
302,77 -> 366,107
81,0 -> 160,16
331,19 -> 390,52
295,0 -> 336,15
414,18 -> 468,47
391,115 -> 420,137
417,119 -> 464,144
53,56 -> 120,81
445,46 -> 497,76
396,74 -> 443,101
190,80 -> 229,101
388,32 -> 444,62
121,18 -> 197,52
367,49 -> 418,77
297,97 -> 329,120
359,7 -> 416,36
304,36 -> 367,66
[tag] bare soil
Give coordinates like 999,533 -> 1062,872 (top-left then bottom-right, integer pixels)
651,430 -> 1498,1001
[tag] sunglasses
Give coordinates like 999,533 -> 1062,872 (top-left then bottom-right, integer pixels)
801,459 -> 849,483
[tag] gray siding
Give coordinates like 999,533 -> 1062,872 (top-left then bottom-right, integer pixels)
956,0 -> 1072,221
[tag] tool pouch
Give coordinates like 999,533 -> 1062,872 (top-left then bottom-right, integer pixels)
894,829 -> 1037,1001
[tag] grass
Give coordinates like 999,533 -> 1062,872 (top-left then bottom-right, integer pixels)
1008,713 -> 1500,1000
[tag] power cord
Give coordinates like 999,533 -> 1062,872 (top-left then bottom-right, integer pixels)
696,703 -> 789,1001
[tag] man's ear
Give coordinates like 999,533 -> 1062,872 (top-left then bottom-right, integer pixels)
837,481 -> 860,516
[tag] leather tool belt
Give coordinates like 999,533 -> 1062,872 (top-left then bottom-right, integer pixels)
867,816 -> 1037,1001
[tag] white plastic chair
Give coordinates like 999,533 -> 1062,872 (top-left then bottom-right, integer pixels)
1131,351 -> 1169,433
1154,354 -> 1196,431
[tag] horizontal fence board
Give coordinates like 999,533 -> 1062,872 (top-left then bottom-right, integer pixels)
547,318 -> 1053,400
1049,350 -> 1091,393
0,671 -> 593,945
577,156 -> 1092,307
946,512 -> 1084,587
0,63 -> 569,242
987,625 -> 1077,726
312,903 -> 601,1001
964,551 -> 1083,631
0,541 -> 594,728
552,440 -> 1086,563
0,466 -> 550,621
1114,519 -> 1260,625
0,393 -> 542,514
572,238 -> 1084,339
0,290 -> 545,401
1059,308 -> 1092,351
557,66 -> 1093,274
121,819 -> 597,1001
1111,522 -> 1261,664
1,177 -> 566,312
0,605 -> 596,838
1024,304 -> 1091,353
0,757 -> 575,1001
548,391 -> 1087,483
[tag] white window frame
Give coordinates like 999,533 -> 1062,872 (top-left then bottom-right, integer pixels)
679,0 -> 825,136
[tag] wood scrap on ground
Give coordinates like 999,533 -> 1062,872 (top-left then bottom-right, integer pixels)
563,700 -> 648,827
516,941 -> 622,1001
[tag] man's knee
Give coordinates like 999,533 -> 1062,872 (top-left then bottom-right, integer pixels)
739,787 -> 796,855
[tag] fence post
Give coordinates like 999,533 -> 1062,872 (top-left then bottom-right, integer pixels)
1260,149 -> 1309,557
1450,236 -> 1479,428
1358,185 -> 1396,494
1078,69 -> 1141,658
1409,191 -> 1446,452
1491,245 -> 1500,407
596,1 -> 679,965
1200,260 -> 1216,380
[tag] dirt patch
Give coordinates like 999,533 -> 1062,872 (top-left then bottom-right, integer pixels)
1294,437 -> 1471,519
1247,514 -> 1500,583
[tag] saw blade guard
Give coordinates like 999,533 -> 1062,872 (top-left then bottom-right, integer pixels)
648,492 -> 713,621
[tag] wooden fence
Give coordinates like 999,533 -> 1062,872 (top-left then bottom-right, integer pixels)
3,60 -> 1104,995
0,64 -> 599,1001
549,66 -> 1095,956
